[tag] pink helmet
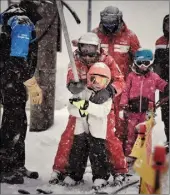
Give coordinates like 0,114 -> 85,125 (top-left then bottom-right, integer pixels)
87,62 -> 111,91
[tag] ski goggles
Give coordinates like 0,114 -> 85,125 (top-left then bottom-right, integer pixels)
90,74 -> 108,86
134,60 -> 153,67
80,52 -> 98,57
79,44 -> 98,57
101,18 -> 119,29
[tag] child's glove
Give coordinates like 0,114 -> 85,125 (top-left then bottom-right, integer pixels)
69,98 -> 89,110
79,109 -> 88,117
69,98 -> 89,117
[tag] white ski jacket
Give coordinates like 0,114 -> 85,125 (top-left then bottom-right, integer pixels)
67,88 -> 112,139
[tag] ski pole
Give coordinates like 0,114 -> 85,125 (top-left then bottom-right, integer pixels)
56,0 -> 79,82
155,96 -> 169,109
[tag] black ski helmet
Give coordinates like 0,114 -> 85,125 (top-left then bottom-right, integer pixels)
100,6 -> 123,33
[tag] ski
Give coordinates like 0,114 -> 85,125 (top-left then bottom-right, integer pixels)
94,192 -> 108,194
111,180 -> 139,194
36,188 -> 53,194
18,180 -> 139,194
18,188 -> 53,194
18,189 -> 31,194
94,180 -> 139,194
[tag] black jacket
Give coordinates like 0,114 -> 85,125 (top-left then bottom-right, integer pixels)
0,4 -> 38,83
154,15 -> 169,83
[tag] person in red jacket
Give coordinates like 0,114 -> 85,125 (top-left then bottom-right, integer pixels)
154,14 -> 169,153
72,6 -> 141,149
49,32 -> 128,188
119,48 -> 168,157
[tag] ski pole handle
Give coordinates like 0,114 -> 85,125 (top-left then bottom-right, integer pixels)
152,146 -> 166,194
152,146 -> 166,171
56,0 -> 79,82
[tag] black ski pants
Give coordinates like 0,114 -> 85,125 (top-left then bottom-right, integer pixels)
66,132 -> 111,182
160,91 -> 169,143
0,66 -> 27,173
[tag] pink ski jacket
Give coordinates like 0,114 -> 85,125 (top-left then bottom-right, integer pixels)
120,71 -> 167,112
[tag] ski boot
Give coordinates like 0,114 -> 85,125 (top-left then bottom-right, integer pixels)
113,173 -> 127,186
92,179 -> 109,191
126,157 -> 136,168
113,173 -> 134,186
0,171 -> 24,184
17,167 -> 39,179
62,176 -> 83,186
49,170 -> 65,185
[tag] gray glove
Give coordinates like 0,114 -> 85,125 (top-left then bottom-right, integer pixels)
67,80 -> 86,94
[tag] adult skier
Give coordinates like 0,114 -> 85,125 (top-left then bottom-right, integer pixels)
154,14 -> 169,153
0,0 -> 51,184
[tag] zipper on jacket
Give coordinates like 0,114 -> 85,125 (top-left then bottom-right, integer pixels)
139,77 -> 144,112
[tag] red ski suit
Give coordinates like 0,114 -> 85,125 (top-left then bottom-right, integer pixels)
53,50 -> 128,174
92,22 -> 141,142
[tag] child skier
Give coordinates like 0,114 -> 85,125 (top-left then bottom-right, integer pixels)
119,48 -> 169,157
51,62 -> 128,190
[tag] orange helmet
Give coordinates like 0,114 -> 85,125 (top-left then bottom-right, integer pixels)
87,62 -> 111,91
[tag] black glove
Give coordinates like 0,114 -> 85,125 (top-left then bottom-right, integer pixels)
90,86 -> 116,104
67,80 -> 86,94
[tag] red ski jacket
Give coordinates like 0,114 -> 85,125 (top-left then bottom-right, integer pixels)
92,22 -> 141,79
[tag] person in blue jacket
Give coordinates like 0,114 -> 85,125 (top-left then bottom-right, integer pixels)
0,0 -> 51,184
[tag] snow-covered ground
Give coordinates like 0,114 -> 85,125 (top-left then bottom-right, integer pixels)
1,101 -> 169,194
